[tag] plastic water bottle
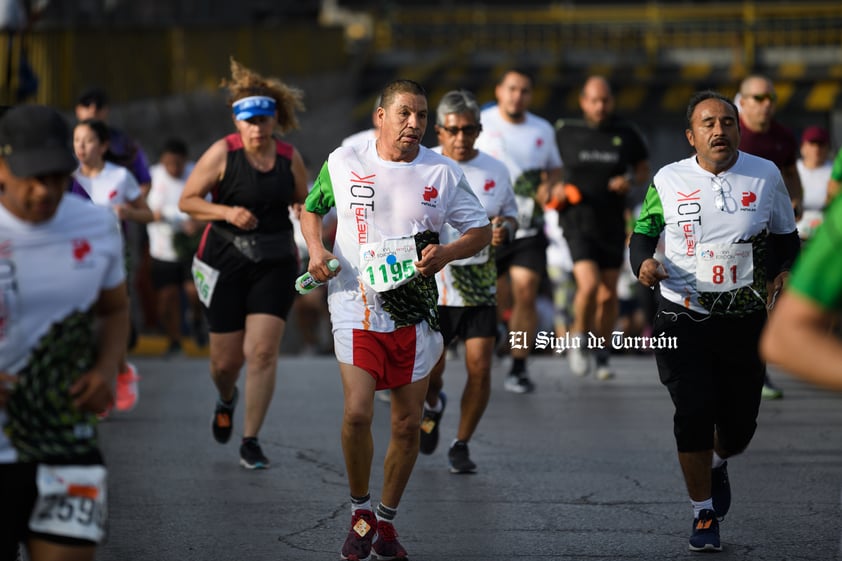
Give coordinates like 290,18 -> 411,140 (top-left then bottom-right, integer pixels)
295,258 -> 339,294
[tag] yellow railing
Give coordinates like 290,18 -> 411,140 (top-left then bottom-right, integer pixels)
0,24 -> 348,108
372,2 -> 842,68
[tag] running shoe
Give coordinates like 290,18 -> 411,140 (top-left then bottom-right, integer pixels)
341,509 -> 377,561
761,376 -> 784,400
448,440 -> 477,474
688,509 -> 722,552
419,392 -> 446,455
212,387 -> 238,444
375,389 -> 392,403
115,362 -> 140,412
568,347 -> 590,377
371,520 -> 408,560
504,372 -> 534,394
239,437 -> 269,470
711,461 -> 731,520
595,365 -> 615,381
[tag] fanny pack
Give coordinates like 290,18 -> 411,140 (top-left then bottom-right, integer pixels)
212,224 -> 294,263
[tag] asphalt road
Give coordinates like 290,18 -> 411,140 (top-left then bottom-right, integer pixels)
95,350 -> 842,561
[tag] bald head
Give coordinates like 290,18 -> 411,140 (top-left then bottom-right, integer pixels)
579,76 -> 614,126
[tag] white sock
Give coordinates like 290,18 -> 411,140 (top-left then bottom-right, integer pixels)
712,452 -> 726,469
426,398 -> 443,412
350,494 -> 371,515
691,498 -> 714,519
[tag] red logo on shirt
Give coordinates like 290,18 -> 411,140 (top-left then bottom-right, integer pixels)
536,138 -> 544,148
72,239 -> 91,261
423,186 -> 439,201
108,190 -> 117,200
484,179 -> 495,191
741,191 -> 757,207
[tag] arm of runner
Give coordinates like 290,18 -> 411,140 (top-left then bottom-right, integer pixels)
415,224 -> 492,277
70,282 -> 129,412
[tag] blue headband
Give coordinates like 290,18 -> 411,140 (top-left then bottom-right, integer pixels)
232,96 -> 277,120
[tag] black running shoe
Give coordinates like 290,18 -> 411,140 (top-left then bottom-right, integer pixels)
239,437 -> 269,470
448,440 -> 477,474
211,387 -> 238,444
688,509 -> 722,552
419,391 -> 446,455
711,461 -> 731,520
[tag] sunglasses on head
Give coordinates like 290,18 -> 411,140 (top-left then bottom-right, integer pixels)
439,124 -> 481,136
750,93 -> 777,103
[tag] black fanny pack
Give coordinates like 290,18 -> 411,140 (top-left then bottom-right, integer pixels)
212,224 -> 294,263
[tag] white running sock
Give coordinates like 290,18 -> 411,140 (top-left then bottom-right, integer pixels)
691,498 -> 714,518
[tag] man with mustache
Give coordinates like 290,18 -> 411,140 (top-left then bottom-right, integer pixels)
629,91 -> 799,552
301,79 -> 491,561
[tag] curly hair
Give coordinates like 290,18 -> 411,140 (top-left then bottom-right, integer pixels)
221,57 -> 305,134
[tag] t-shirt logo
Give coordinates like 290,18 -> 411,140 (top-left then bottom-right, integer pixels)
536,138 -> 544,148
423,185 -> 438,201
484,179 -> 495,192
741,191 -> 757,210
73,239 -> 91,262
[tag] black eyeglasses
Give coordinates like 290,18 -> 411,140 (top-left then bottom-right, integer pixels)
440,125 -> 481,136
749,93 -> 777,103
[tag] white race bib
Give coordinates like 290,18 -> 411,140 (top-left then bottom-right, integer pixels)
695,242 -> 754,292
359,237 -> 418,292
192,256 -> 220,307
29,465 -> 107,543
514,195 -> 535,231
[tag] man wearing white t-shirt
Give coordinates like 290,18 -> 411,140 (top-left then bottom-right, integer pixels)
630,91 -> 799,552
417,89 -> 518,474
300,79 -> 491,560
474,68 -> 563,394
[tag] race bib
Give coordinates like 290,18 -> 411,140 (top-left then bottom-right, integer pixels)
514,195 -> 535,231
695,242 -> 753,292
29,464 -> 107,543
192,256 -> 220,307
360,237 -> 418,292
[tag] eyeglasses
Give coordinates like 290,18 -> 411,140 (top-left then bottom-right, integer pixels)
440,125 -> 481,136
749,93 -> 777,103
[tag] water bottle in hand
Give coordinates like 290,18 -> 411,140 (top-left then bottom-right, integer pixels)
295,258 -> 340,294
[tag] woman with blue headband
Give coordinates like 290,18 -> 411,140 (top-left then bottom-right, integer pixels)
179,57 -> 308,470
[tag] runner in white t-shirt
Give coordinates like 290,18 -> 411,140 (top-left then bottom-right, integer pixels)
300,80 -> 491,561
629,91 -> 799,553
0,104 -> 129,561
414,89 -> 517,474
474,68 -> 563,394
73,119 -> 153,415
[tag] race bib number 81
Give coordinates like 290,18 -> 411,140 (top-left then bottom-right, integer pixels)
360,237 -> 418,292
695,242 -> 754,292
29,464 -> 107,543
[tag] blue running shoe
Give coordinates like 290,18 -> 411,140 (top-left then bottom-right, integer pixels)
689,509 -> 722,552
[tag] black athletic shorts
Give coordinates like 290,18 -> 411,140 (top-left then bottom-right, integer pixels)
564,234 -> 626,270
438,306 -> 497,347
651,298 -> 766,453
204,256 -> 298,333
0,451 -> 105,559
150,258 -> 190,290
495,232 -> 548,276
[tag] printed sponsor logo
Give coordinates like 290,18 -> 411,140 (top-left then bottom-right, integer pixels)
741,191 -> 757,210
349,171 -> 376,244
421,185 -> 439,208
73,239 -> 91,261
484,179 -> 495,191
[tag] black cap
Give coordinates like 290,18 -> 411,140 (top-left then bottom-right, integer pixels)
76,87 -> 109,108
0,105 -> 78,177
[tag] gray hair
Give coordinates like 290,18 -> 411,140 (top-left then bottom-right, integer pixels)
436,89 -> 481,126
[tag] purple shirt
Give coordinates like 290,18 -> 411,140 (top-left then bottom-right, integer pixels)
739,118 -> 798,170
